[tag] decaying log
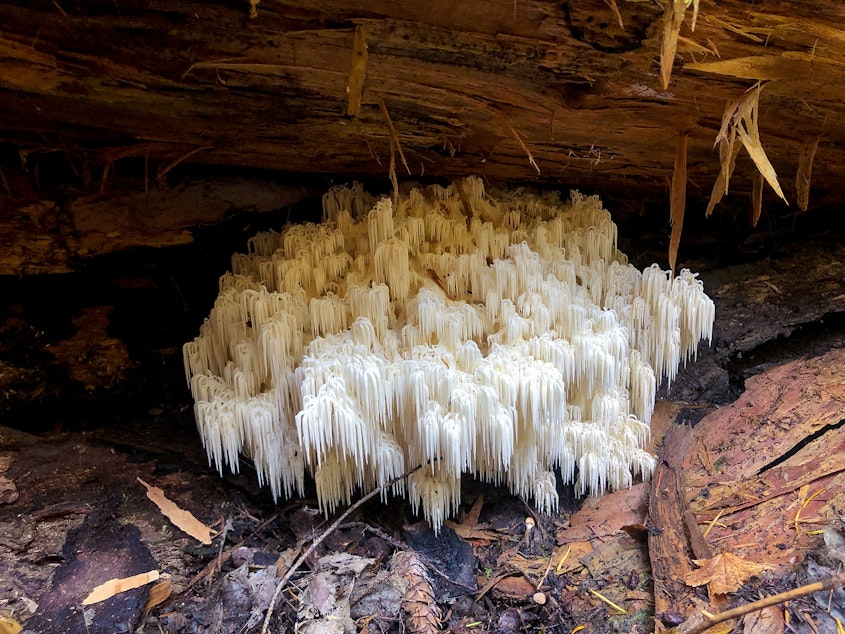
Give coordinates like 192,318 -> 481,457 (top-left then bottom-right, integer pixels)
0,176 -> 316,275
0,0 -> 844,232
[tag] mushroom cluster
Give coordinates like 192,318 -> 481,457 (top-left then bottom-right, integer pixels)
183,177 -> 714,532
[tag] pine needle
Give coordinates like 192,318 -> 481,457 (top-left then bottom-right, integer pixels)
589,588 -> 627,615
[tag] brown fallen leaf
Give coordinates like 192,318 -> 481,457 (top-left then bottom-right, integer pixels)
137,478 -> 213,544
82,570 -> 160,605
686,552 -> 770,595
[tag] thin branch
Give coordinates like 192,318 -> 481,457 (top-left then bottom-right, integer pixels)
260,465 -> 422,634
377,95 -> 410,176
490,106 -> 540,176
678,573 -> 845,634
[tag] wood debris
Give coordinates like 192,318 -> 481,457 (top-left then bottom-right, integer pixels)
669,132 -> 688,273
796,136 -> 821,212
82,570 -> 160,606
706,83 -> 787,215
346,25 -> 368,117
137,477 -> 213,545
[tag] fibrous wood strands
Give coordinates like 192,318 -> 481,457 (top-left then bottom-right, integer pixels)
706,83 -> 787,216
669,133 -> 688,273
660,0 -> 686,89
796,137 -> 820,213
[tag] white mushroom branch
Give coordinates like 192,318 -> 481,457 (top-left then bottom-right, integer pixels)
183,177 -> 714,532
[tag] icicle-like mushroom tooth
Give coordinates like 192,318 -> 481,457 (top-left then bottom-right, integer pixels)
184,177 -> 715,534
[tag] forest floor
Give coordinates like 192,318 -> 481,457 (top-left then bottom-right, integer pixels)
1,205 -> 845,634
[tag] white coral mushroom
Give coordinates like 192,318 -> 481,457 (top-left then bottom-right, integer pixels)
184,177 -> 715,533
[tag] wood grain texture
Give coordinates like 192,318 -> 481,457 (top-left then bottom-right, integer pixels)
0,0 -> 844,218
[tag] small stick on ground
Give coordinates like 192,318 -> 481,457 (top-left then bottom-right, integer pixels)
260,465 -> 422,634
677,572 -> 845,634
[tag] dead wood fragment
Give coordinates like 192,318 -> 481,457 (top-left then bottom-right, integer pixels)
669,132 -> 688,273
378,95 -> 409,203
649,423 -> 706,624
82,570 -> 160,606
796,136 -> 821,212
707,84 -> 786,215
660,0 -> 686,89
603,0 -> 624,30
751,170 -> 763,227
346,25 -> 368,117
489,106 -> 540,176
137,477 -> 213,545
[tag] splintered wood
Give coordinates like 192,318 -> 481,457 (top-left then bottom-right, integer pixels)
648,349 -> 845,625
669,132 -> 688,273
706,83 -> 787,216
137,478 -> 213,545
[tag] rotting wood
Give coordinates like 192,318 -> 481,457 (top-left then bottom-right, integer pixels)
669,132 -> 687,273
648,423 -> 707,626
0,176 -> 318,275
346,24 -> 368,118
1,0 -> 845,230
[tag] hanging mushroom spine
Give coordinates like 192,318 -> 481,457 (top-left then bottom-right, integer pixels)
183,177 -> 715,533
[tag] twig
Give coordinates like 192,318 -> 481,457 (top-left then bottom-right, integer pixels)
260,465 -> 422,634
377,95 -> 410,175
677,573 -> 845,634
156,146 -> 213,183
489,106 -> 540,176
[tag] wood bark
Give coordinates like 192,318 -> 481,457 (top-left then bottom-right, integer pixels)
1,0 -> 844,257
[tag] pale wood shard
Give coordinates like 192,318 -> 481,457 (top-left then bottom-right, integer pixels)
137,477 -> 213,545
707,85 -> 786,215
669,132 -> 688,272
346,25 -> 368,118
82,570 -> 160,605
796,137 -> 821,212
660,0 -> 686,90
751,170 -> 763,227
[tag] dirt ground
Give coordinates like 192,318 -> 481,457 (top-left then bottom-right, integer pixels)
1,202 -> 844,634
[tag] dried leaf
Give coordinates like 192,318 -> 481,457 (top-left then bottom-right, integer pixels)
669,133 -> 688,273
82,570 -> 160,605
686,552 -> 770,595
137,478 -> 213,544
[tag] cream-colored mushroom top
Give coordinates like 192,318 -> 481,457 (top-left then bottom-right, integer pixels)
184,177 -> 714,532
